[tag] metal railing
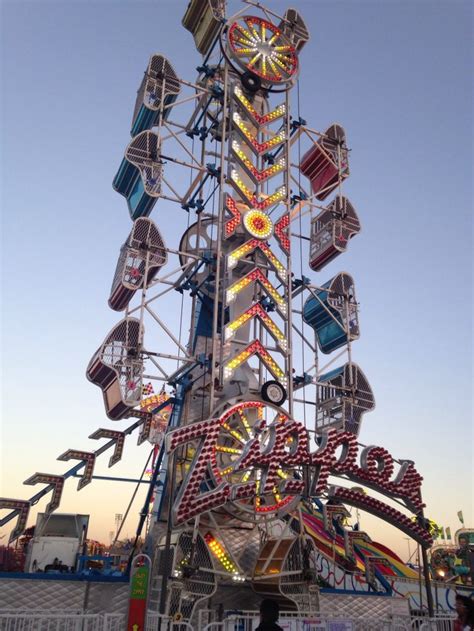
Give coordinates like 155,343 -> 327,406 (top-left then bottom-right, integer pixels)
0,611 -> 456,631
199,612 -> 456,631
145,613 -> 194,631
0,613 -> 124,631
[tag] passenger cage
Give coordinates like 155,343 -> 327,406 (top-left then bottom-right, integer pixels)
109,217 -> 167,312
300,124 -> 350,201
303,272 -> 359,355
278,8 -> 310,52
86,318 -> 144,420
182,0 -> 223,56
309,195 -> 361,271
113,131 -> 162,220
131,54 -> 180,136
317,362 -> 375,435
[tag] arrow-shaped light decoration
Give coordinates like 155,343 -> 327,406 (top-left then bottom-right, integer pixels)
0,499 -> 30,543
232,112 -> 286,156
344,530 -> 372,564
23,473 -> 65,513
227,239 -> 287,281
137,414 -> 153,445
232,140 -> 285,185
226,268 -> 287,315
89,429 -> 125,467
57,450 -> 96,490
322,503 -> 350,539
233,85 -> 286,127
224,195 -> 243,237
137,393 -> 172,445
275,213 -> 290,253
225,303 -> 287,351
229,169 -> 286,210
365,556 -> 391,589
224,339 -> 286,386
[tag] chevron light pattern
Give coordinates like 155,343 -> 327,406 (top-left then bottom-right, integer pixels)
233,85 -> 286,126
57,449 -> 96,490
221,77 -> 293,392
224,339 -> 287,386
226,268 -> 287,315
232,140 -> 286,184
229,169 -> 286,209
227,239 -> 287,280
23,473 -> 65,514
225,303 -> 287,350
233,112 -> 286,155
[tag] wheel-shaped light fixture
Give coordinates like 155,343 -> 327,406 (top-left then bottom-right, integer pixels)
210,401 -> 301,521
226,16 -> 298,86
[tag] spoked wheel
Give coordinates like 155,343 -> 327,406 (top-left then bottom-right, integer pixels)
178,218 -> 218,296
223,15 -> 298,91
210,401 -> 302,521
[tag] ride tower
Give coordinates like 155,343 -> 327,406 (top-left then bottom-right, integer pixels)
121,1 -> 372,616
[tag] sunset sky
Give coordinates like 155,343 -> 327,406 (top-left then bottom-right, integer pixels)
1,0 -> 472,561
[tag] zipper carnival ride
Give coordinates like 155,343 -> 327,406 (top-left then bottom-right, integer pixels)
1,0 -> 459,619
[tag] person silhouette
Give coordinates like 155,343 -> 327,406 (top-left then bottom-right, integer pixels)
255,599 -> 284,631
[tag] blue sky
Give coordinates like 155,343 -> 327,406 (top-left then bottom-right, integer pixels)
1,0 -> 472,558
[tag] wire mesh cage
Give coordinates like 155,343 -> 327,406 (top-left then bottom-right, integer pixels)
113,131 -> 162,220
109,217 -> 167,311
153,530 -> 216,619
253,538 -> 295,603
86,317 -> 143,420
253,537 -> 319,612
125,131 -> 163,197
278,8 -> 310,52
182,0 -> 222,56
317,362 -> 375,435
132,54 -> 181,136
309,195 -> 361,271
300,124 -> 350,200
303,272 -> 359,354
280,537 -> 319,612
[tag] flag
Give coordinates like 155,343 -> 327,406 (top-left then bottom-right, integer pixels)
142,382 -> 154,396
446,527 -> 452,540
458,511 -> 464,524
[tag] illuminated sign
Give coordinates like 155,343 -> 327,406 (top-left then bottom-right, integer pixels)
166,402 -> 432,545
0,499 -> 30,543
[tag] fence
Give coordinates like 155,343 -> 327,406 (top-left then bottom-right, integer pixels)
0,611 -> 457,631
198,612 -> 457,631
0,613 -> 123,631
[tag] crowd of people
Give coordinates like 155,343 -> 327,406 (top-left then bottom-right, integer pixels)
454,595 -> 474,631
431,536 -> 474,584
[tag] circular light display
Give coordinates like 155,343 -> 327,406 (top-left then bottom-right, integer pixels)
243,209 -> 273,239
210,401 -> 301,521
227,16 -> 298,85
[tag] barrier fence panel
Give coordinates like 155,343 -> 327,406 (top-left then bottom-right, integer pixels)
145,612 -> 194,631
199,612 -> 457,631
0,613 -> 99,631
411,623 -> 454,631
103,614 -> 126,631
0,611 -> 457,631
0,613 -> 125,631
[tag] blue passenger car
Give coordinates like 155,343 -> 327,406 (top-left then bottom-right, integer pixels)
303,272 -> 359,354
130,54 -> 180,137
113,131 -> 162,220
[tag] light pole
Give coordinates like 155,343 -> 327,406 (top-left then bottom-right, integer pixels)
115,513 -> 123,541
